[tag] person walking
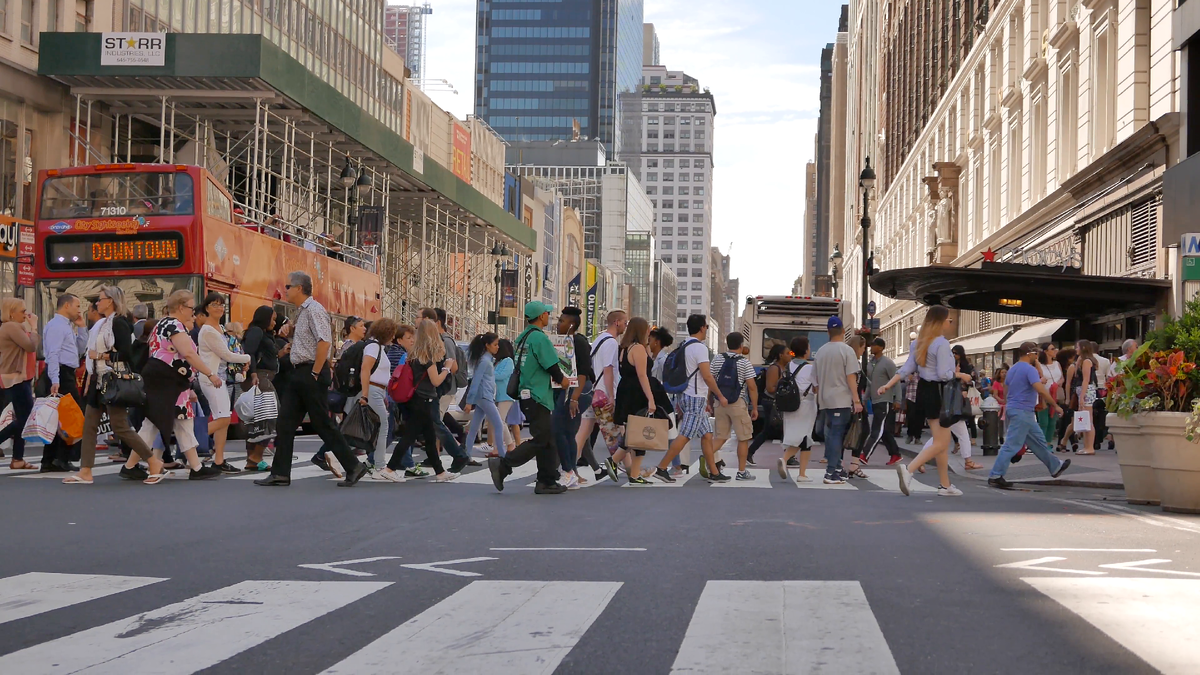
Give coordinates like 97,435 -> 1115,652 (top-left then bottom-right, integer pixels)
575,310 -> 627,480
811,316 -> 863,485
39,293 -> 89,472
612,317 -> 672,485
427,308 -> 471,470
863,338 -> 904,466
354,318 -> 397,473
746,344 -> 786,466
195,293 -> 251,473
1063,341 -> 1099,455
239,306 -> 279,472
776,336 -> 819,482
120,290 -> 224,483
1091,341 -> 1112,451
65,286 -> 158,484
550,308 -> 593,488
0,298 -> 39,470
487,301 -> 569,494
1036,343 -> 1063,444
709,332 -> 759,482
987,342 -> 1071,488
653,314 -> 730,483
878,305 -> 971,497
903,371 -> 923,444
462,333 -> 511,459
495,339 -> 521,452
255,272 -> 368,487
1053,347 -> 1077,451
378,320 -> 459,483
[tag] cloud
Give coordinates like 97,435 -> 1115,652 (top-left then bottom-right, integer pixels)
420,0 -> 843,295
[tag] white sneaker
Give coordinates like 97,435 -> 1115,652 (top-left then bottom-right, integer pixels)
937,484 -> 964,497
434,471 -> 459,482
795,475 -> 813,483
777,457 -> 789,480
562,472 -> 581,490
896,464 -> 913,496
377,469 -> 406,483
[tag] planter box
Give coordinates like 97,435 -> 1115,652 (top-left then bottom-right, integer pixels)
1109,415 -> 1158,505
1140,412 -> 1200,514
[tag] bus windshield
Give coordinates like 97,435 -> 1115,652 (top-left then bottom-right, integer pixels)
39,172 -> 195,220
762,328 -> 830,361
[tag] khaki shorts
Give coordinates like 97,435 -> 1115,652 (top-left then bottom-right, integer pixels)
714,398 -> 754,441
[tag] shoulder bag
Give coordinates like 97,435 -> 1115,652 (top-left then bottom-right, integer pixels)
506,330 -> 535,401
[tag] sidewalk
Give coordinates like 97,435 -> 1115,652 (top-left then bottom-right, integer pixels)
892,436 -> 1124,489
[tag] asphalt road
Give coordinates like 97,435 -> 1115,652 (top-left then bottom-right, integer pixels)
2,437 -> 1199,674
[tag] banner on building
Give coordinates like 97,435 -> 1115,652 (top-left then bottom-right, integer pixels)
101,33 -> 166,66
500,268 -> 519,318
357,205 -> 383,248
452,123 -> 472,184
585,262 -> 599,338
567,273 -> 581,310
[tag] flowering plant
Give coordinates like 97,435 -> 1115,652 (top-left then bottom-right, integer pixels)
1106,345 -> 1199,416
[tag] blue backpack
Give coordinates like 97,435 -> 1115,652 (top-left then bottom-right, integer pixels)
714,354 -> 745,403
662,339 -> 700,395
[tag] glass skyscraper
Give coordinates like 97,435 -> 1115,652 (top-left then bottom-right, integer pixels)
474,0 -> 642,156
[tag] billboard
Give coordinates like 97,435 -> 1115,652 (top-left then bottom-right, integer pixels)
585,262 -> 599,338
452,123 -> 472,184
500,268 -> 519,317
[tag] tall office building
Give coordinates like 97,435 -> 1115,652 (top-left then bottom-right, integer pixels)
473,0 -> 643,156
384,4 -> 433,83
643,23 -> 660,66
640,65 -> 716,336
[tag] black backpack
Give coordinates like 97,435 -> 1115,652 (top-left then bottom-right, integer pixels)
334,339 -> 381,396
774,362 -> 811,413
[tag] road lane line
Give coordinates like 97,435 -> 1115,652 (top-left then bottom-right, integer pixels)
669,581 -> 900,674
862,468 -> 937,493
1001,548 -> 1157,552
0,573 -> 167,625
0,580 -> 390,674
489,547 -> 647,551
1024,577 -> 1200,675
322,580 -> 621,674
1058,499 -> 1200,535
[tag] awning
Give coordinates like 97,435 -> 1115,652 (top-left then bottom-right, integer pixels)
951,326 -> 1018,355
1000,319 -> 1069,350
870,264 -> 1170,319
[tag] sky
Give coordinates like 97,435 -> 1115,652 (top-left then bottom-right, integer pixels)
420,0 -> 845,297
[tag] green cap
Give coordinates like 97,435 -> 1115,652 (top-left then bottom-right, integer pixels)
524,300 -> 554,320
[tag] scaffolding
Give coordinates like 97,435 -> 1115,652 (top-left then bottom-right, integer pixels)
63,89 -> 530,340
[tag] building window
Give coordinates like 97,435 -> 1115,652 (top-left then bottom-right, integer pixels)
663,173 -> 673,181
648,116 -> 659,125
664,116 -> 676,125
662,200 -> 674,209
662,241 -> 672,250
662,254 -> 672,263
47,0 -> 56,30
663,130 -> 675,140
664,143 -> 675,152
678,214 -> 689,223
661,213 -> 674,222
677,322 -> 687,332
661,226 -> 673,236
650,200 -> 658,210
679,159 -> 690,168
680,117 -> 691,125
646,159 -> 658,168
693,173 -> 704,181
678,296 -> 687,305
696,131 -> 706,140
647,172 -> 658,181
647,143 -> 659,152
694,159 -> 705,168
677,310 -> 688,319
646,186 -> 657,195
691,282 -> 703,291
691,296 -> 703,305
693,214 -> 705,223
695,187 -> 705,196
692,267 -> 703,277
691,255 -> 703,264
680,144 -> 691,152
647,130 -> 659,139
692,227 -> 704,236
678,187 -> 689,195
662,187 -> 674,195
692,241 -> 703,250
663,159 -> 674,168
695,118 -> 706,126
680,130 -> 691,139
650,76 -> 661,85
21,0 -> 36,44
679,173 -> 689,182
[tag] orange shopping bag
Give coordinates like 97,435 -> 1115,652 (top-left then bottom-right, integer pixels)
56,395 -> 84,445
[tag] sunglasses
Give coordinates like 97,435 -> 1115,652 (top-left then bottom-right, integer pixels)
285,284 -> 292,290
183,304 -> 196,311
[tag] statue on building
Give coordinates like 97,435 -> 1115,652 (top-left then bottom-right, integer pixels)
926,202 -> 939,255
936,188 -> 955,244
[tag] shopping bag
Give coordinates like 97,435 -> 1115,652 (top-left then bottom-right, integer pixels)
22,397 -> 60,445
234,388 -> 257,422
340,401 -> 381,452
1073,410 -> 1093,432
0,403 -> 14,431
253,387 -> 279,422
57,395 -> 84,444
940,380 -> 966,427
624,408 -> 670,452
843,411 -> 871,456
967,387 -> 983,416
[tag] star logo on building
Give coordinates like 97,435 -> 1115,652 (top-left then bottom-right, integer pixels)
126,38 -> 137,48
214,237 -> 228,262
982,248 -> 996,262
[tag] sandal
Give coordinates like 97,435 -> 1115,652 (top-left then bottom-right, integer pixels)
143,473 -> 169,485
62,474 -> 93,485
9,460 -> 37,470
163,461 -> 184,470
1075,450 -> 1096,455
916,465 -> 927,474
964,460 -> 984,470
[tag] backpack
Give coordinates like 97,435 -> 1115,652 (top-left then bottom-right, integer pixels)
714,354 -> 745,403
388,361 -> 425,403
334,339 -> 381,397
775,363 -> 811,413
662,339 -> 700,395
446,336 -> 469,389
129,340 -> 150,375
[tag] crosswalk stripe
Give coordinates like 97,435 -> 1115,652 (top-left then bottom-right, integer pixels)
321,580 -> 620,674
0,580 -> 390,674
622,470 -> 698,487
862,468 -> 937,493
0,573 -> 167,625
670,581 -> 900,674
709,467 -> 771,488
792,477 -> 857,490
1023,577 -> 1200,675
227,463 -> 330,480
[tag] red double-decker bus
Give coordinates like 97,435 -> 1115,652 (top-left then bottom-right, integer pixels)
32,163 -> 382,332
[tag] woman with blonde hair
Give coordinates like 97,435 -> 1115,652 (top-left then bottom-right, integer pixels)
355,317 -> 398,472
613,317 -> 671,484
195,292 -> 252,473
878,305 -> 971,496
378,319 -> 458,482
0,297 -> 40,470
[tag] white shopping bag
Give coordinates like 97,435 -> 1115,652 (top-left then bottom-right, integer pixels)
0,403 -> 13,431
234,387 -> 257,422
1073,410 -> 1093,432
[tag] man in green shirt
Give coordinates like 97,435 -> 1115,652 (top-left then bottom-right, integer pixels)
489,301 -> 569,494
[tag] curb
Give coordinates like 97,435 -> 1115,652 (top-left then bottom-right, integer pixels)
1017,478 -> 1125,489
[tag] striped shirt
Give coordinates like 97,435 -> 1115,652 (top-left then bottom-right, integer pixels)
290,296 -> 332,365
710,352 -> 756,403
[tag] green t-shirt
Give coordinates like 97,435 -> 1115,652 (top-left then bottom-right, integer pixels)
516,325 -> 560,411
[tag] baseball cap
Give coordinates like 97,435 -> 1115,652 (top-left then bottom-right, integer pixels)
827,316 -> 843,331
524,300 -> 554,320
1018,341 -> 1039,356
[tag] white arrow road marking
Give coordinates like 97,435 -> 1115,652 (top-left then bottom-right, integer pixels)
0,573 -> 167,625
489,547 -> 647,551
1059,498 -> 1200,535
1098,559 -> 1200,577
400,557 -> 497,577
1024,577 -> 1200,675
297,556 -> 403,577
994,556 -> 1106,575
322,580 -> 621,675
1001,548 -> 1158,552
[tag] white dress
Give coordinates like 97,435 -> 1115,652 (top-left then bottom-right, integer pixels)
782,362 -> 818,448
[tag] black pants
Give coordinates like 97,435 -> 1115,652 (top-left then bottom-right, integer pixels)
862,401 -> 902,462
42,366 -> 82,466
747,400 -> 776,457
386,398 -> 444,474
905,399 -> 923,440
268,364 -> 359,479
500,399 -> 560,486
1093,398 -> 1109,449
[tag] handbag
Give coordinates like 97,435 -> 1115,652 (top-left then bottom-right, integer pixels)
939,380 -> 966,427
23,396 -> 59,444
624,407 -> 670,451
340,400 -> 381,452
100,360 -> 146,407
843,410 -> 871,455
57,394 -> 84,444
507,331 -> 534,401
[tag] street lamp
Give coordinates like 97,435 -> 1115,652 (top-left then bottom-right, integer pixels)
859,156 -> 877,374
830,244 -> 843,299
491,241 -> 509,334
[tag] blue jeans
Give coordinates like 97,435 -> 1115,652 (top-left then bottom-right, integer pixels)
552,387 -> 589,472
433,400 -> 467,460
990,409 -> 1065,479
464,398 -> 506,455
0,380 -> 34,461
822,408 -> 853,472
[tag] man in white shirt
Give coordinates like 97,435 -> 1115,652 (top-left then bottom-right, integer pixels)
575,310 -> 626,482
811,316 -> 862,484
655,314 -> 730,483
1091,340 -> 1113,452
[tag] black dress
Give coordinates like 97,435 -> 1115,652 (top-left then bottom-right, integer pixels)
613,348 -> 672,426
